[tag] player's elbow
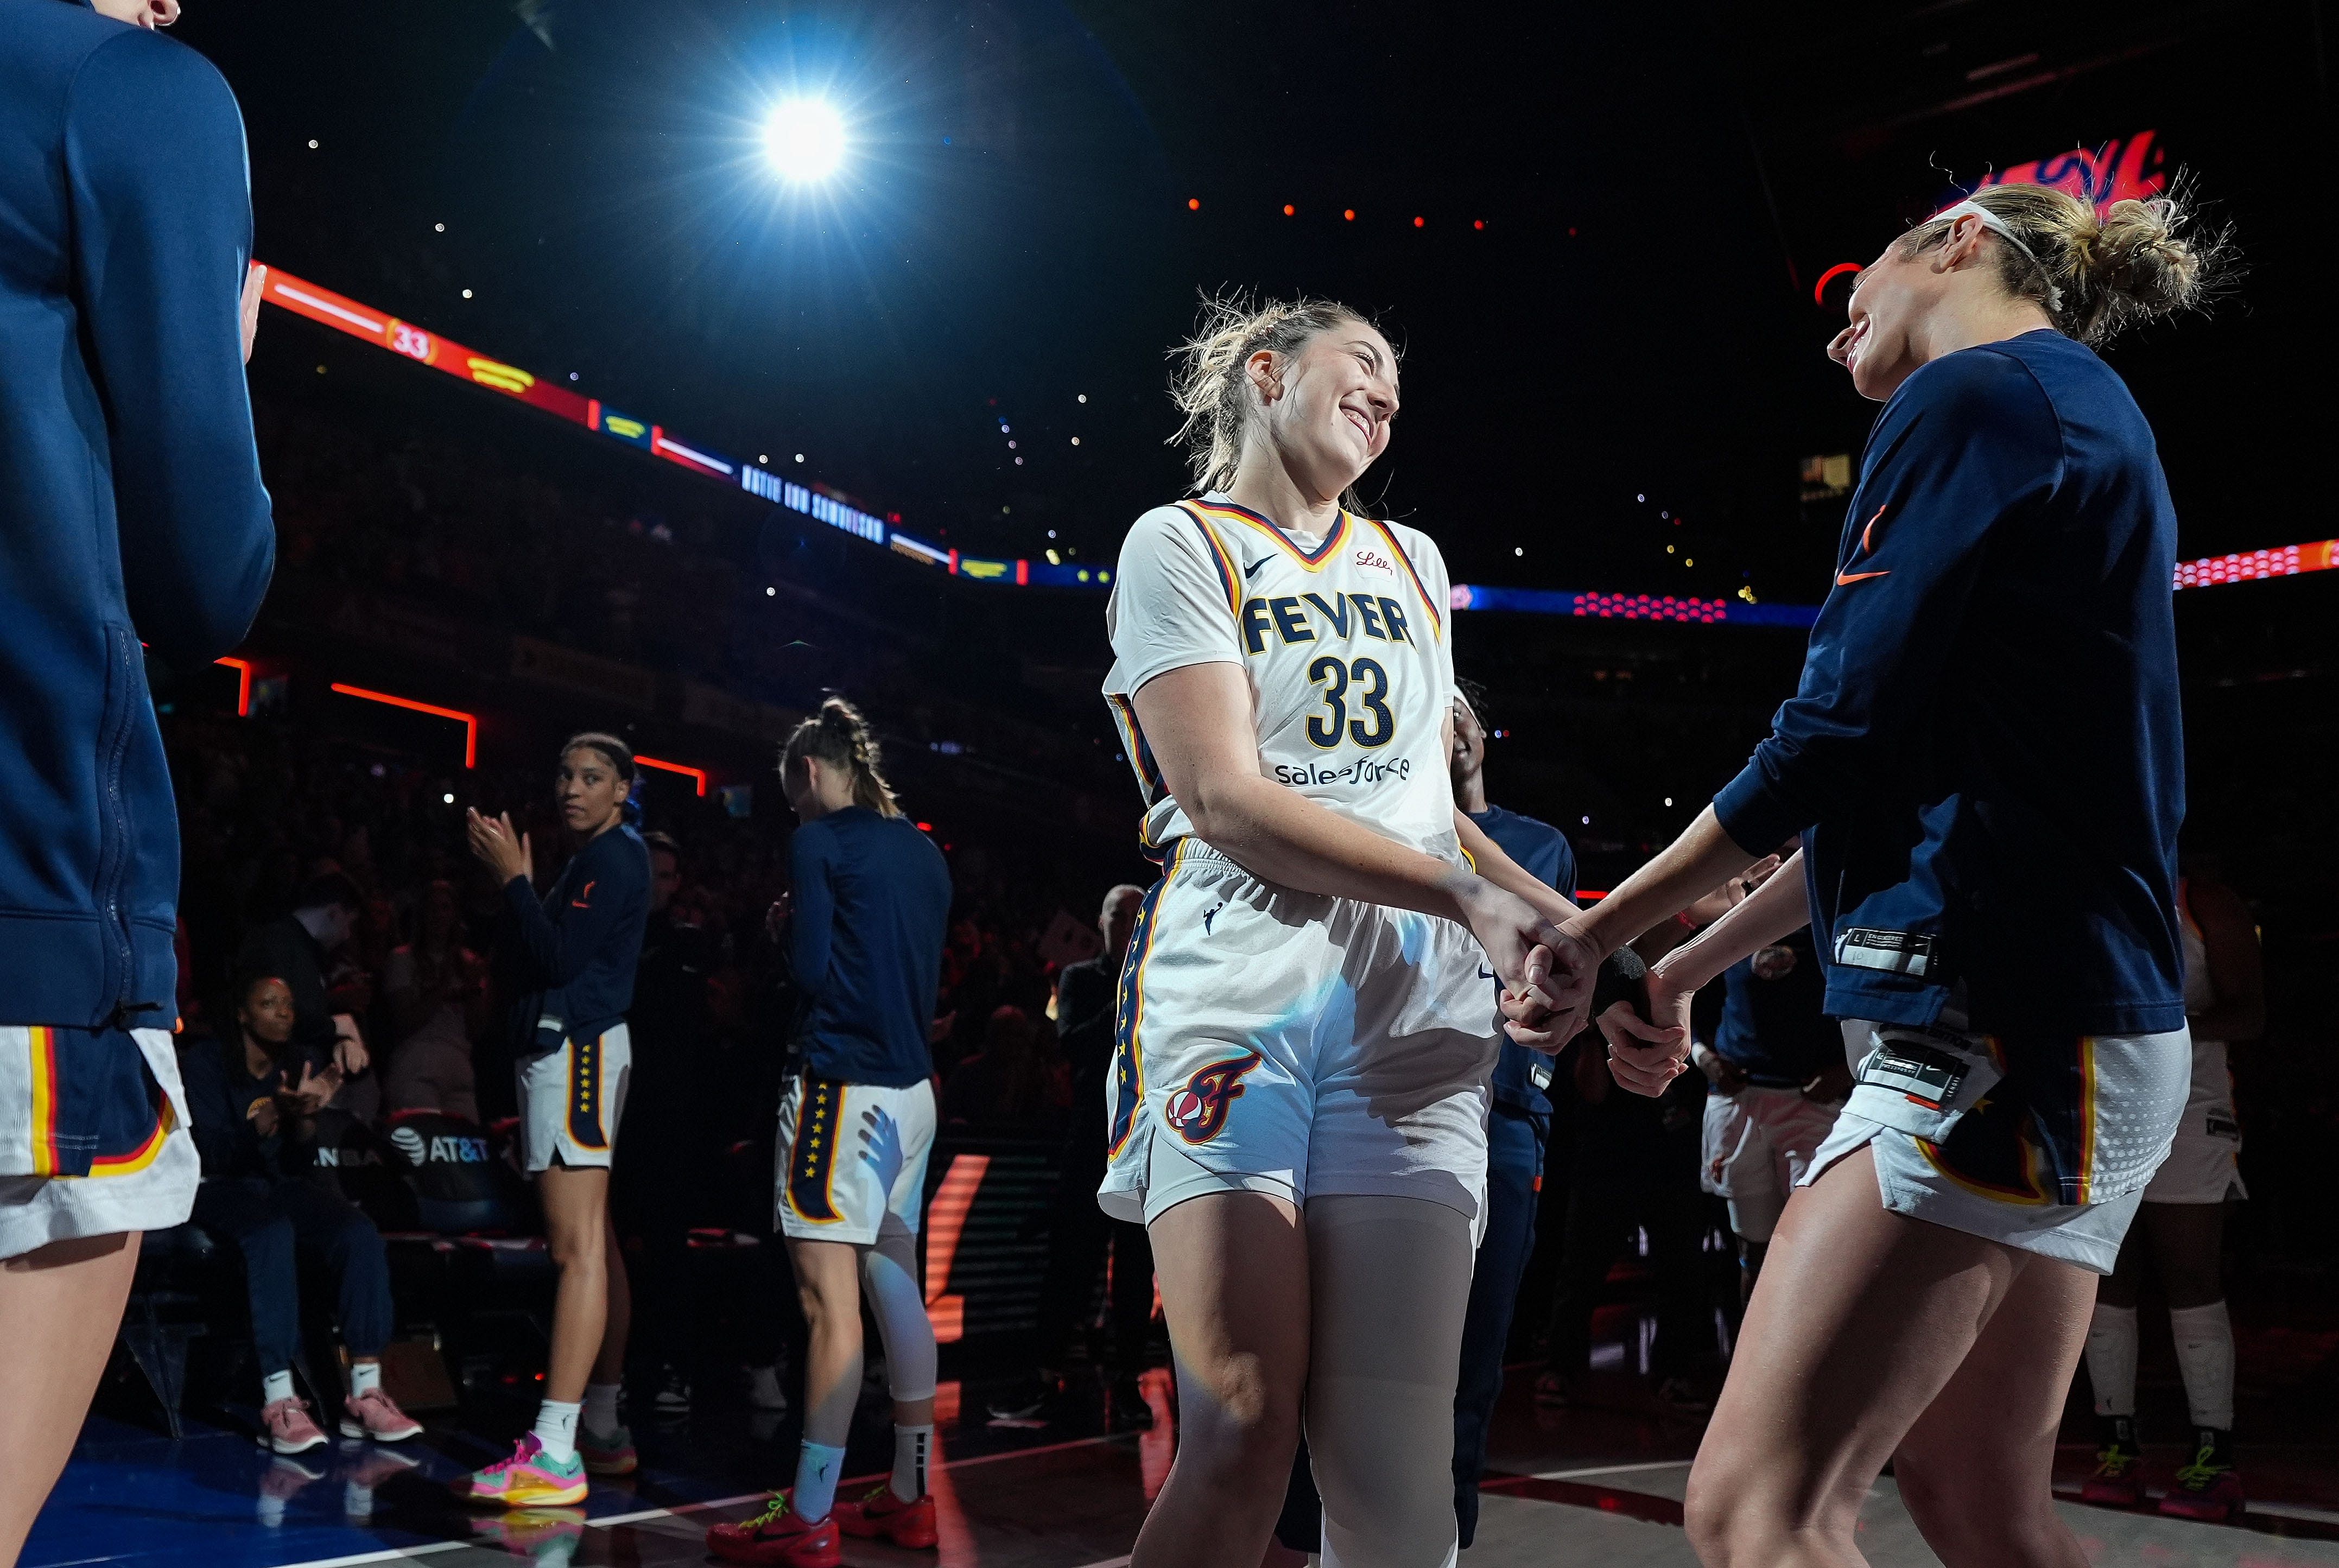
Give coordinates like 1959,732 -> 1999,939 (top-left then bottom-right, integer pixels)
1170,772 -> 1253,846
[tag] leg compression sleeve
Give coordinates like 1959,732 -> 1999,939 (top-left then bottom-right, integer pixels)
2168,1300 -> 2235,1431
863,1231 -> 938,1402
1305,1194 -> 1476,1568
2085,1303 -> 2139,1418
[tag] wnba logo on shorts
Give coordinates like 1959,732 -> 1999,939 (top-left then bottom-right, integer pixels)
1165,1052 -> 1261,1144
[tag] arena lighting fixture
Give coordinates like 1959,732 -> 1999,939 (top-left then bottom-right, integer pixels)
1813,262 -> 1862,306
250,264 -> 2338,613
635,754 -> 708,797
329,684 -> 477,768
762,98 -> 846,182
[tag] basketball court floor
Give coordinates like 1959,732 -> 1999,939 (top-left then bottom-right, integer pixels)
27,1349 -> 2339,1568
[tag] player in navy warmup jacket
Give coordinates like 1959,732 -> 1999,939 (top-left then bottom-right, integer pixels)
1520,183 -> 2226,1567
0,0 -> 273,1555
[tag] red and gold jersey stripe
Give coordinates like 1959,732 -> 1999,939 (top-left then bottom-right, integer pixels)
1369,518 -> 1444,640
26,1026 -> 59,1177
1171,503 -> 1244,617
1185,499 -> 1349,572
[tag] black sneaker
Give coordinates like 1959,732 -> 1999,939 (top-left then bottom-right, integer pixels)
985,1373 -> 1051,1421
652,1365 -> 692,1414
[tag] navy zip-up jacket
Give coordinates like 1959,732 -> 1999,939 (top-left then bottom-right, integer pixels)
789,808 -> 950,1087
1,2 -> 274,1026
500,824 -> 650,1052
1713,330 -> 2184,1038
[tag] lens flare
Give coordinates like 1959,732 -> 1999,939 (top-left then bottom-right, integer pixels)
763,98 -> 846,182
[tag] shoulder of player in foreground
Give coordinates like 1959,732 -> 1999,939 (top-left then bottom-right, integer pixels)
68,21 -> 244,135
1360,512 -> 1448,575
1894,335 -> 2061,422
1118,500 -> 1214,551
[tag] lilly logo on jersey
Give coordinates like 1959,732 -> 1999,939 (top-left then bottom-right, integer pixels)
1352,548 -> 1394,575
1165,1051 -> 1263,1144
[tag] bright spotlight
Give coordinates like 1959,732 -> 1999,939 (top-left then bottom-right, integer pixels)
764,98 -> 846,182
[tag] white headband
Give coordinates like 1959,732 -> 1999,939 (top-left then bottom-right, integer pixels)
1935,199 -> 2062,312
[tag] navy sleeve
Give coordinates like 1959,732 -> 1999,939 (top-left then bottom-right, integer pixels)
180,1040 -> 265,1175
501,837 -> 641,991
64,31 -> 274,663
788,824 -> 836,1002
1713,351 -> 2062,854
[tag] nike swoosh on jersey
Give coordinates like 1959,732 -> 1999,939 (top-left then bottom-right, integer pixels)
1835,504 -> 1891,585
1243,556 -> 1270,580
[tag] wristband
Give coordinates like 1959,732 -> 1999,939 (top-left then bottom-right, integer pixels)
1588,946 -> 1649,1023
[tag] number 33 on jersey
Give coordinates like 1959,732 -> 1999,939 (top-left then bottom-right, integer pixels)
1101,493 -> 1461,859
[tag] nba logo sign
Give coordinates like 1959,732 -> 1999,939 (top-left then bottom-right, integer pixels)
1166,1052 -> 1262,1145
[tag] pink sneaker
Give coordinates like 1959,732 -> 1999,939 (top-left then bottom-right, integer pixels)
259,1395 -> 327,1455
340,1386 -> 424,1442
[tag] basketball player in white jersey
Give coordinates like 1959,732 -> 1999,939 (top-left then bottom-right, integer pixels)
1098,294 -> 1591,1568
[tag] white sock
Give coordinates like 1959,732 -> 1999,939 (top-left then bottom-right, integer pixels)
892,1423 -> 933,1501
791,1438 -> 847,1523
2169,1300 -> 2236,1431
349,1361 -> 382,1397
582,1380 -> 622,1437
2084,1303 -> 2139,1417
533,1399 -> 581,1464
262,1368 -> 295,1406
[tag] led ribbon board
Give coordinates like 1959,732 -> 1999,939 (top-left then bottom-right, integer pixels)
257,265 -> 2335,618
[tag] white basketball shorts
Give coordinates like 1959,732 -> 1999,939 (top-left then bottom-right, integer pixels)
1099,838 -> 1500,1236
516,1020 -> 632,1172
1700,1082 -> 1843,1245
1805,1017 -> 2191,1274
0,1025 -> 197,1260
775,1070 -> 936,1246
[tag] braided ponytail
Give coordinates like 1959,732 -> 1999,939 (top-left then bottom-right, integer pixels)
780,695 -> 902,817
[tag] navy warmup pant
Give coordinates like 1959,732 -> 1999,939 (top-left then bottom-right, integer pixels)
192,1176 -> 394,1377
1452,1102 -> 1549,1547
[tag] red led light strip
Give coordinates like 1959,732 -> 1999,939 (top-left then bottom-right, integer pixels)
2172,539 -> 2337,589
635,754 -> 708,796
328,683 -> 478,769
256,265 -> 2334,611
214,657 -> 252,717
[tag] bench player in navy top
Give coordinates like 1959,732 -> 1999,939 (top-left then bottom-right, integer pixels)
460,734 -> 651,1507
1523,183 -> 2226,1567
711,698 -> 953,1567
0,0 -> 275,1556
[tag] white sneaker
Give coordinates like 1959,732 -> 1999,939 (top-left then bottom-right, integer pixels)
744,1364 -> 790,1413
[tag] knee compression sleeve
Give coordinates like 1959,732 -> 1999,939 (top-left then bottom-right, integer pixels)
863,1231 -> 937,1403
1304,1195 -> 1475,1568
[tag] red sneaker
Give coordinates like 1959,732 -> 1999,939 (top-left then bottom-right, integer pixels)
2079,1439 -> 2144,1507
706,1495 -> 841,1566
2159,1450 -> 2245,1523
833,1481 -> 939,1548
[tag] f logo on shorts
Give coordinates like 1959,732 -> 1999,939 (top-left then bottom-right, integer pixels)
1165,1052 -> 1261,1145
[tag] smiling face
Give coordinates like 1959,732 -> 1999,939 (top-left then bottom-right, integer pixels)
1828,239 -> 1947,402
1248,320 -> 1399,504
556,746 -> 629,837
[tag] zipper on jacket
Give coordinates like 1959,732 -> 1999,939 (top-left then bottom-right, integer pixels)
97,626 -> 141,1017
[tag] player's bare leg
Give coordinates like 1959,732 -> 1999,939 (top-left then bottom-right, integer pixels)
0,1232 -> 142,1568
1137,1191 -> 1309,1568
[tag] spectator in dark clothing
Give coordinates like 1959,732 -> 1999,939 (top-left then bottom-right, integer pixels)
236,870 -> 370,1079
181,974 -> 420,1455
990,885 -> 1155,1427
940,1005 -> 1067,1128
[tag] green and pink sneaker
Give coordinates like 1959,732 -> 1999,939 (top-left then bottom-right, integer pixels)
451,1433 -> 588,1508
